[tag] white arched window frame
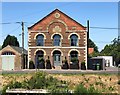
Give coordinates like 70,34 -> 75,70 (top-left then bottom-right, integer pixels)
51,33 -> 63,46
68,33 -> 80,47
34,33 -> 46,46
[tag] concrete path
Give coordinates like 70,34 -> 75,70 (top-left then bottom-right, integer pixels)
0,67 -> 119,74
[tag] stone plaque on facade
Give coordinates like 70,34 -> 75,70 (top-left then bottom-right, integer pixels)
53,26 -> 61,32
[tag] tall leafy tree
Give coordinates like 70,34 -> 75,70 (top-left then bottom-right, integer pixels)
88,39 -> 99,52
88,39 -> 99,57
100,42 -> 120,66
2,35 -> 19,48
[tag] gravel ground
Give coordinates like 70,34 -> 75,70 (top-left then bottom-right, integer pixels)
0,72 -> 120,94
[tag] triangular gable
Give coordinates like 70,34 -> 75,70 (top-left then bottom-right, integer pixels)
0,45 -> 27,55
0,45 -> 20,55
28,9 -> 86,30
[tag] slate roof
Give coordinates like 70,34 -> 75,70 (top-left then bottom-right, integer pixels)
11,46 -> 28,55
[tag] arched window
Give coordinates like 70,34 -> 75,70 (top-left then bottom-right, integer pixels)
53,34 -> 61,46
70,34 -> 78,46
36,34 -> 44,46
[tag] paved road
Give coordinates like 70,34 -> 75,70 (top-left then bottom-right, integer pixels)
0,67 -> 119,74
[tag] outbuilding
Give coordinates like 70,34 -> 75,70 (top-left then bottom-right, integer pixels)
88,57 -> 106,70
0,45 -> 28,70
97,56 -> 114,67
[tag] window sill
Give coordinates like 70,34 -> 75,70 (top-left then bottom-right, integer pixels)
70,46 -> 79,47
53,46 -> 62,48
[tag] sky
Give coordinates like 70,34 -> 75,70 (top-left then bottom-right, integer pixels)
1,2 -> 118,51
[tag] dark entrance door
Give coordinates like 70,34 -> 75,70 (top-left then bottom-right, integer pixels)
35,50 -> 44,69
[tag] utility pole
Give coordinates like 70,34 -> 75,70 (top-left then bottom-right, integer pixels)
21,21 -> 24,69
87,20 -> 89,69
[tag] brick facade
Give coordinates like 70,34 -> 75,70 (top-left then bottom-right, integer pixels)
28,9 -> 87,69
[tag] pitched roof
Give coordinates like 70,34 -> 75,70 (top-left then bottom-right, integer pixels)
10,46 -> 28,55
28,9 -> 86,29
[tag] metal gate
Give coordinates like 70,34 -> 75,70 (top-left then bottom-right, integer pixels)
1,55 -> 15,70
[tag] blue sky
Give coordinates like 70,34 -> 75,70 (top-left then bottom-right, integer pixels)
1,2 -> 118,51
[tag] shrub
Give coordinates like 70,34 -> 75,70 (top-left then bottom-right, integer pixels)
74,84 -> 87,93
29,60 -> 35,69
74,84 -> 100,94
62,59 -> 68,64
117,80 -> 120,85
81,61 -> 86,70
37,57 -> 45,69
108,86 -> 114,91
95,81 -> 104,87
62,56 -> 69,69
81,61 -> 85,64
87,86 -> 99,93
71,58 -> 79,64
84,77 -> 89,83
2,72 -> 69,94
62,57 -> 68,64
2,81 -> 22,94
46,56 -> 52,69
38,57 -> 45,63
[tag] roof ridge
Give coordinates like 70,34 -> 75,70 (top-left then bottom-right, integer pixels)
28,9 -> 86,29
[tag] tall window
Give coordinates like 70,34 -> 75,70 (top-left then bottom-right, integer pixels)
36,34 -> 44,46
70,34 -> 78,46
53,34 -> 61,46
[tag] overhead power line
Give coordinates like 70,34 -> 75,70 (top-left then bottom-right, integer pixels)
90,27 -> 120,30
0,22 -> 119,30
1,25 -> 21,38
0,22 -> 28,24
94,41 -> 111,43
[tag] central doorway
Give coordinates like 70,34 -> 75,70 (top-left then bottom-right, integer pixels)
53,50 -> 61,66
35,50 -> 44,69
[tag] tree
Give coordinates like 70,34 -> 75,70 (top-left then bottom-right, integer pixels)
2,35 -> 19,48
100,42 -> 120,66
88,39 -> 99,57
88,39 -> 99,52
